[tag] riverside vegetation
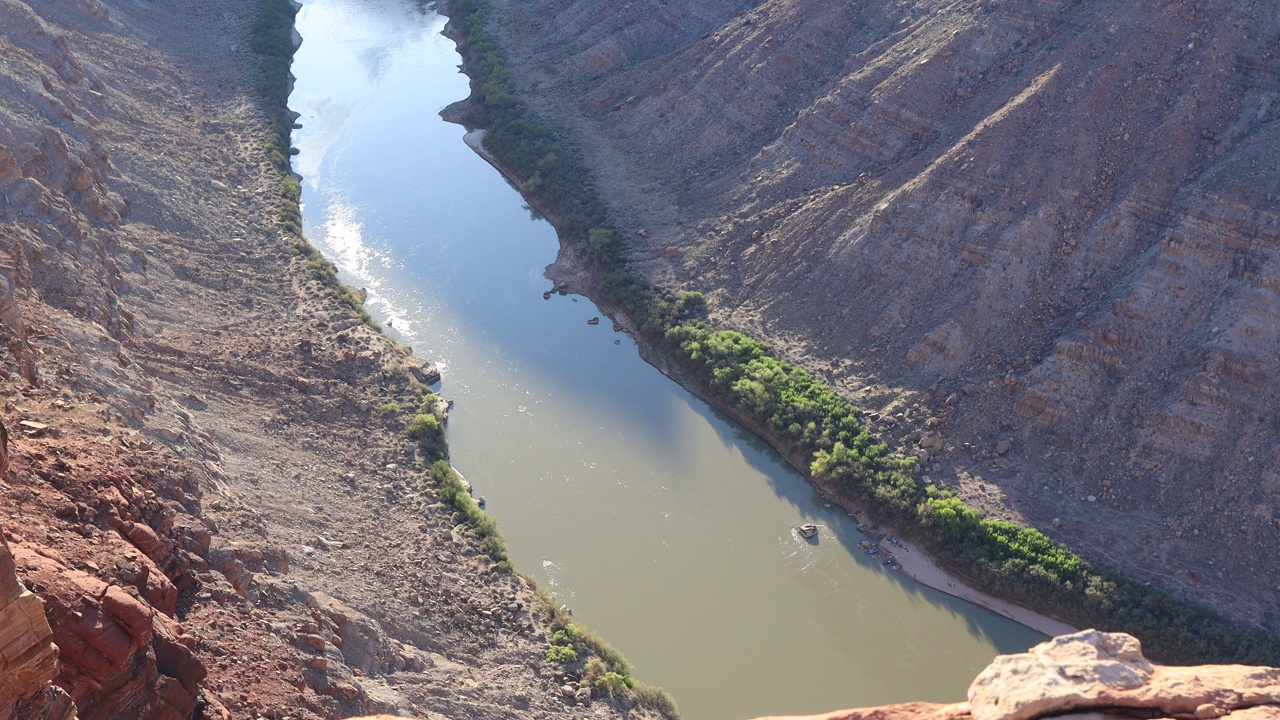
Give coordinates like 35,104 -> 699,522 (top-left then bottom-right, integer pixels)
255,0 -> 379,329
443,0 -> 1280,666
410,397 -> 680,717
258,0 -> 681,714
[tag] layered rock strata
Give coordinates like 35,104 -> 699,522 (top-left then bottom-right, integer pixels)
0,531 -> 75,720
480,0 -> 1280,629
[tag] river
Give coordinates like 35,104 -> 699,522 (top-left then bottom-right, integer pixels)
287,1 -> 1046,718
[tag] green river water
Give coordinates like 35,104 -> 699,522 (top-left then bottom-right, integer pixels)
288,1 -> 1045,717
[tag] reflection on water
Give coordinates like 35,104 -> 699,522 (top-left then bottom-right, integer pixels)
522,202 -> 547,222
289,1 -> 1047,718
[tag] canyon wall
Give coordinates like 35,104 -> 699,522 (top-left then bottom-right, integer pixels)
482,0 -> 1280,631
0,0 -> 633,716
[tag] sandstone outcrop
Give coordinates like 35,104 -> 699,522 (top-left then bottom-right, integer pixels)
746,630 -> 1280,720
10,541 -> 203,720
481,0 -> 1280,629
0,532 -> 75,720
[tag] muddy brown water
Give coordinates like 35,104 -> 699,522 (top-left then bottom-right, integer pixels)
288,1 -> 1045,717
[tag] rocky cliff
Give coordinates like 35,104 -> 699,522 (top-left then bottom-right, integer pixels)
0,0 -> 632,716
0,530 -> 75,720
746,631 -> 1280,720
342,630 -> 1280,720
480,0 -> 1280,631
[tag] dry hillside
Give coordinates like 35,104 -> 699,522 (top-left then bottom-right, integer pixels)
0,0 -> 637,717
481,0 -> 1280,630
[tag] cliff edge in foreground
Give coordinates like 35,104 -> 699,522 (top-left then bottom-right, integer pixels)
342,630 -> 1280,720
747,631 -> 1280,720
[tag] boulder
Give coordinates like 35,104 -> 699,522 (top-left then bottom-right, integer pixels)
745,631 -> 1280,720
0,532 -> 68,720
402,356 -> 440,385
969,630 -> 1280,720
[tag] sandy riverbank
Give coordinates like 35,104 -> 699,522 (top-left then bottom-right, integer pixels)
822,504 -> 1078,638
897,552 -> 1078,637
463,130 -> 504,178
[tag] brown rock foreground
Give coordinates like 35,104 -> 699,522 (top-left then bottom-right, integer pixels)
745,631 -> 1280,720
338,631 -> 1280,720
0,533 -> 74,720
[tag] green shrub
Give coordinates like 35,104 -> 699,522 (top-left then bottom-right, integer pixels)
403,413 -> 440,439
427,461 -> 508,562
550,629 -> 577,646
630,683 -> 681,720
595,672 -> 629,695
590,637 -> 632,678
675,291 -> 706,318
377,401 -> 401,414
528,581 -> 558,619
418,391 -> 441,414
545,645 -> 578,664
583,657 -> 608,683
403,409 -> 446,462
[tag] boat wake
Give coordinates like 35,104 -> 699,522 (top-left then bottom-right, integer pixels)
781,529 -> 821,573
